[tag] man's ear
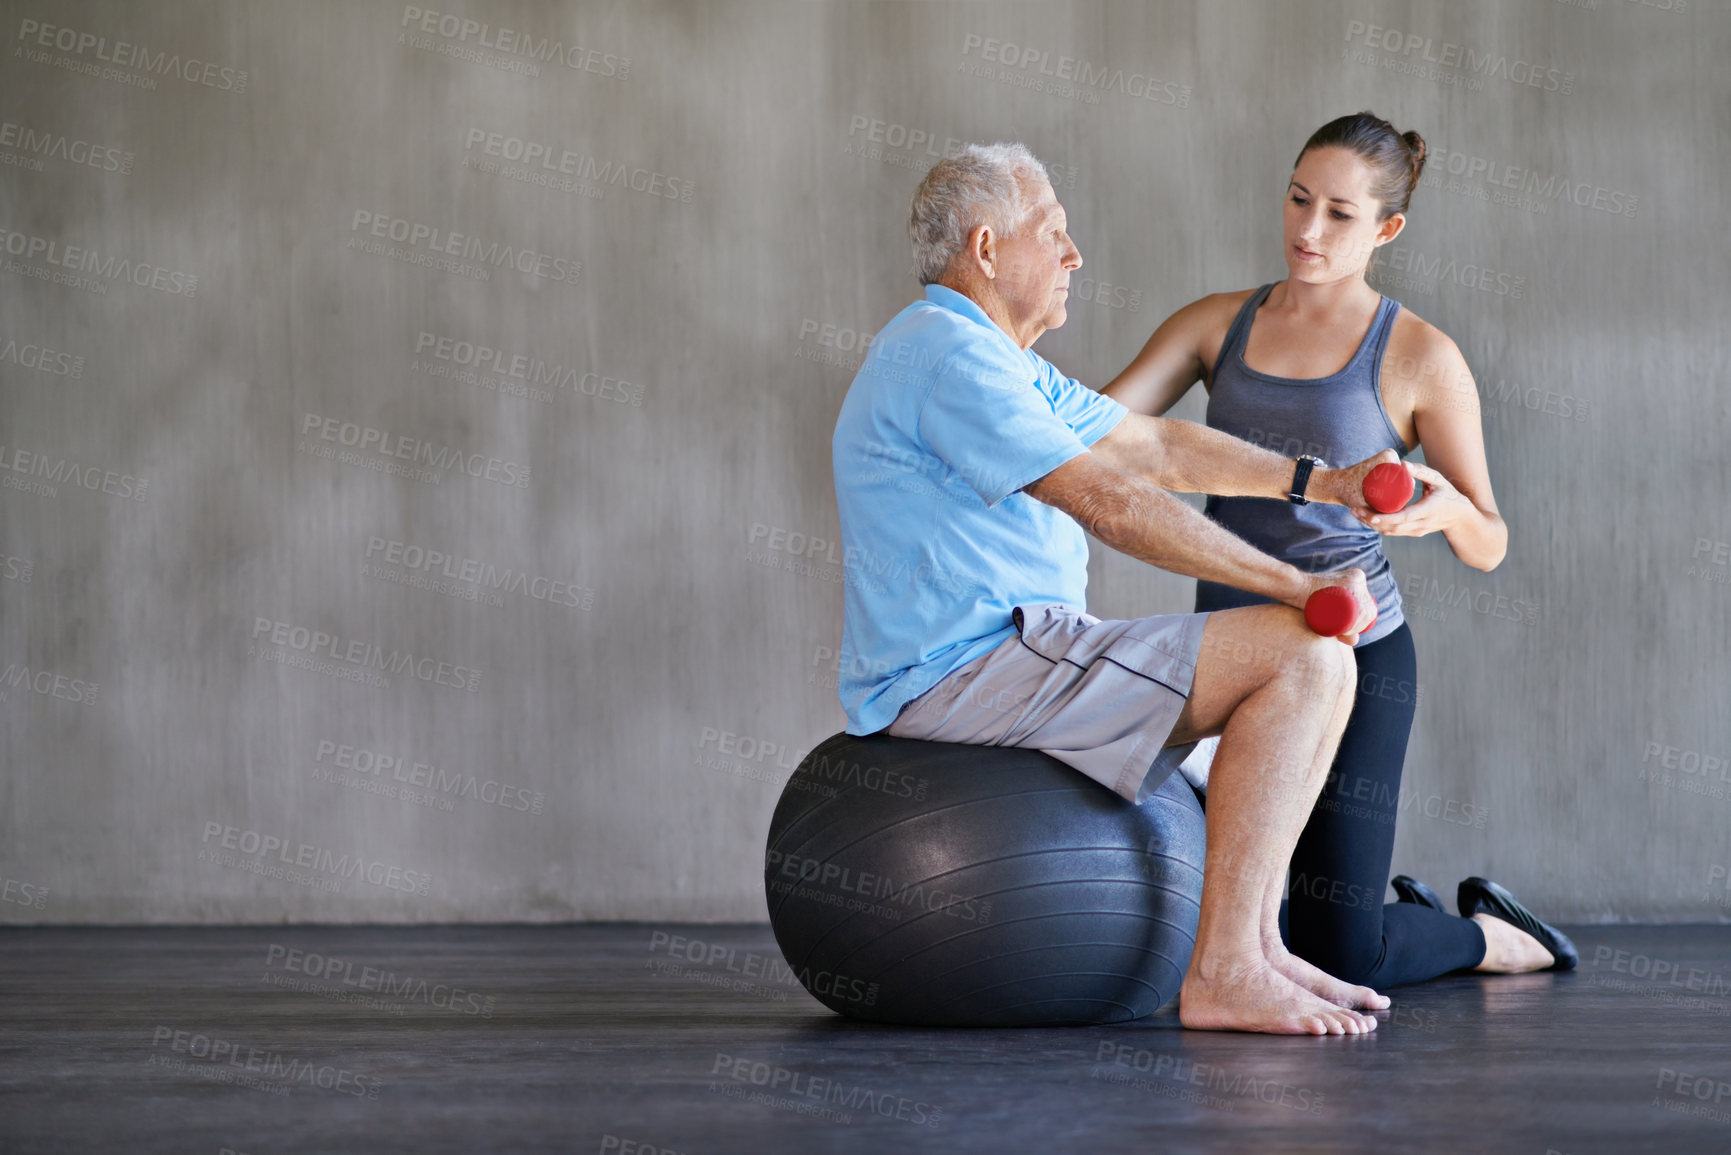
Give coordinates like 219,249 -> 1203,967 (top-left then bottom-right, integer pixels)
969,224 -> 997,279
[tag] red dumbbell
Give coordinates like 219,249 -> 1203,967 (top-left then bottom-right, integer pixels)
1363,462 -> 1415,514
1304,586 -> 1376,639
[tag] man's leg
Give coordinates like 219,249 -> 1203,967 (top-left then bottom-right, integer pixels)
1164,604 -> 1384,1035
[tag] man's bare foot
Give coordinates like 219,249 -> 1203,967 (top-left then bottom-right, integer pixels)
1179,956 -> 1380,1035
1471,913 -> 1555,973
1264,944 -> 1390,1011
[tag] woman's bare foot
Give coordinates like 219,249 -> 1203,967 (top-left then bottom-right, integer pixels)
1471,913 -> 1555,972
1264,943 -> 1390,1010
1179,955 -> 1380,1035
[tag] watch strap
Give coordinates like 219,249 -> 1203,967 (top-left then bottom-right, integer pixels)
1288,456 -> 1318,505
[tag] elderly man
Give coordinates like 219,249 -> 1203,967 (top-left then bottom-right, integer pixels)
832,142 -> 1395,1035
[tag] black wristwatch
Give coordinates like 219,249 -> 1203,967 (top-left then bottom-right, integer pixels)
1288,455 -> 1327,505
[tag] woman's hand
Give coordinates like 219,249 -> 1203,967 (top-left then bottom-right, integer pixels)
1354,462 -> 1471,538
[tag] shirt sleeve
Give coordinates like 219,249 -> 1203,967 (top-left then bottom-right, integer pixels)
1035,357 -> 1129,447
917,339 -> 1097,507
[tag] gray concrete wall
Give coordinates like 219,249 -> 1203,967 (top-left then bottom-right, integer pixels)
0,0 -> 1723,924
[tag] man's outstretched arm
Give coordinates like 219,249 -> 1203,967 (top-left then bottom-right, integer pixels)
1024,448 -> 1370,626
1087,412 -> 1395,512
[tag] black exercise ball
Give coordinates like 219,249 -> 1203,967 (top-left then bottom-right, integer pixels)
764,732 -> 1206,1027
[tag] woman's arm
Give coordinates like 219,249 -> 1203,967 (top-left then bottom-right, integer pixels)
1103,294 -> 1241,415
1371,322 -> 1507,571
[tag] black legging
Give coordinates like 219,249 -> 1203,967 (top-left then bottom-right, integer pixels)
1274,626 -> 1488,990
1271,623 -> 1486,987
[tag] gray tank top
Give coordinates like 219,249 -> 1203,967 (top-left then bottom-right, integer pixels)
1195,283 -> 1407,645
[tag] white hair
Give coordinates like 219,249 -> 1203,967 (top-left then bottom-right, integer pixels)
908,142 -> 1049,286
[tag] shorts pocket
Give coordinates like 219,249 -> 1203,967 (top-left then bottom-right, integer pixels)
1011,603 -> 1100,662
1014,602 -> 1200,692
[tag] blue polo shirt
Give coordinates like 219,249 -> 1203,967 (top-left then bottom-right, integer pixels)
832,284 -> 1128,734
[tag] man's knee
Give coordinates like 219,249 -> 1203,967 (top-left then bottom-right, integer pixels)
1263,622 -> 1353,700
1320,637 -> 1356,703
1187,608 -> 1353,735
1200,606 -> 1325,681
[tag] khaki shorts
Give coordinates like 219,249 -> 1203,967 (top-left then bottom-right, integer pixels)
886,603 -> 1210,802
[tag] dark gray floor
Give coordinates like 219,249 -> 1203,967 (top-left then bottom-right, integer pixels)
3,923 -> 1730,1154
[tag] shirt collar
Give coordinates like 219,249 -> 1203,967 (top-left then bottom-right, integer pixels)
923,284 -> 1021,351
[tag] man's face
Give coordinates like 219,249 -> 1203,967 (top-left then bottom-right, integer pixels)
991,177 -> 1082,348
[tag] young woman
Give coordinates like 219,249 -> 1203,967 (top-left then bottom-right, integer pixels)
1106,112 -> 1574,986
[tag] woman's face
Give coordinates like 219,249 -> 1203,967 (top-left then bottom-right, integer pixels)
1282,146 -> 1404,284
